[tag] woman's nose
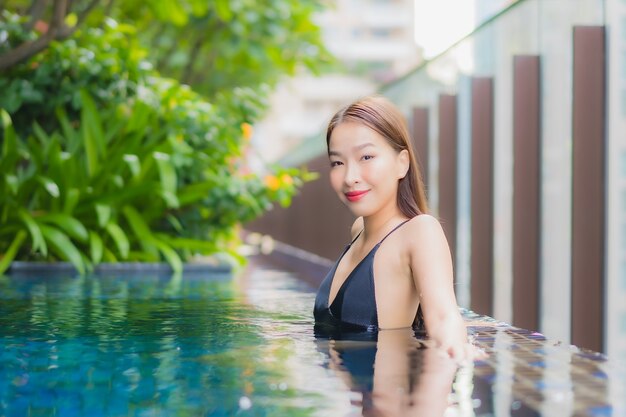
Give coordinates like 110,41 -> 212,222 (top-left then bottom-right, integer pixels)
344,163 -> 360,186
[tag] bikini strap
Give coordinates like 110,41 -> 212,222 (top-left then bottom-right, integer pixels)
377,219 -> 411,246
349,229 -> 363,246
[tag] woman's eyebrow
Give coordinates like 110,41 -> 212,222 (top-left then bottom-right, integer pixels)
355,142 -> 375,151
328,143 -> 375,157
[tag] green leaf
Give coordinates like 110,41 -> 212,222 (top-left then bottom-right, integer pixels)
55,107 -> 79,151
65,12 -> 77,27
160,191 -> 179,208
104,222 -> 129,259
18,209 -> 47,256
36,176 -> 60,198
166,214 -> 183,233
39,213 -> 89,243
123,154 -> 141,178
155,233 -> 215,253
154,2 -> 188,25
215,0 -> 233,21
154,238 -> 183,275
40,224 -> 85,274
153,152 -> 179,208
102,247 -> 118,262
95,204 -> 112,228
63,188 -> 80,214
122,205 -> 159,258
89,231 -> 103,264
178,181 -> 215,205
5,175 -> 18,195
32,122 -> 50,144
80,90 -> 104,177
0,230 -> 27,275
0,110 -> 19,171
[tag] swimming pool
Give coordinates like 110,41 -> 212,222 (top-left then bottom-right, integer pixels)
0,255 -> 624,416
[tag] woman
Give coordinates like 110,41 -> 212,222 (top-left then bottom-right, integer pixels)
313,95 -> 474,361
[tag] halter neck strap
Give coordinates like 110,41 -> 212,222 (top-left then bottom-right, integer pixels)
349,218 -> 412,248
377,219 -> 411,246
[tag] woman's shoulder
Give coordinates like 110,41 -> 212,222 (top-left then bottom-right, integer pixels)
402,214 -> 446,241
350,216 -> 364,240
406,213 -> 441,227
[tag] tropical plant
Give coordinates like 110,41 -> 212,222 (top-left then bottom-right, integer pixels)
0,12 -> 150,136
0,0 -> 335,97
109,0 -> 335,98
0,90 -> 310,275
0,7 -> 321,274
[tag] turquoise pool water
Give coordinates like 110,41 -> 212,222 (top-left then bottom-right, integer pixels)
0,257 -> 624,416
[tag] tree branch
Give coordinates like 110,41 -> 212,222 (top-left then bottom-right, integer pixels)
155,30 -> 178,70
0,0 -> 67,71
181,36 -> 204,84
59,0 -> 100,37
75,0 -> 100,27
104,0 -> 115,17
0,0 -> 101,72
149,22 -> 168,51
24,0 -> 49,31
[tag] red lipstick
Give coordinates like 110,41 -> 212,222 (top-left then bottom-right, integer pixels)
345,190 -> 369,202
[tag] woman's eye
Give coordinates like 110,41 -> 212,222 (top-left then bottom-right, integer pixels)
362,155 -> 374,161
330,161 -> 342,167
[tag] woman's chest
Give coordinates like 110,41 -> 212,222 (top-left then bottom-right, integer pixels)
329,245 -> 412,304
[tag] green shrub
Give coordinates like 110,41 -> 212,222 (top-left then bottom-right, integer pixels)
0,15 -> 314,274
0,13 -> 149,134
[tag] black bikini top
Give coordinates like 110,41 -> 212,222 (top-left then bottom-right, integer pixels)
313,219 -> 423,333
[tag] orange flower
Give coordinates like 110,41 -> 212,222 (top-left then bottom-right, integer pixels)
264,175 -> 280,191
241,122 -> 253,141
280,173 -> 293,186
34,20 -> 49,34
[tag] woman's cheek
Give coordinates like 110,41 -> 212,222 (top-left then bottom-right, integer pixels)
329,169 -> 343,193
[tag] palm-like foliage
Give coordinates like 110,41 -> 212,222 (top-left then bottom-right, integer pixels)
0,12 -> 313,274
0,89 -> 276,274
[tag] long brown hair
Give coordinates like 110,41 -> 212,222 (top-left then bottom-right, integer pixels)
326,95 -> 429,217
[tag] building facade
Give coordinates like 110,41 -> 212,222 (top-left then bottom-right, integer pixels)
251,0 -> 421,165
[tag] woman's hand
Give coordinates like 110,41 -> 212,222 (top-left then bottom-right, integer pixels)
426,314 -> 488,364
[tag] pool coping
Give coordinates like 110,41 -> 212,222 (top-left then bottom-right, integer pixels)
7,260 -> 233,274
247,237 -> 334,290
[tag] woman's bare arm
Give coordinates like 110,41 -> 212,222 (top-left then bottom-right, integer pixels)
406,215 -> 471,361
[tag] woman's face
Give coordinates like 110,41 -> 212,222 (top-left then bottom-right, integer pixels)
328,121 -> 409,218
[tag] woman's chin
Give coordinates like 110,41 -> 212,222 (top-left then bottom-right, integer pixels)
344,204 -> 371,218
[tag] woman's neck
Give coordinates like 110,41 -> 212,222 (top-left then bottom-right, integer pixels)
361,208 -> 407,243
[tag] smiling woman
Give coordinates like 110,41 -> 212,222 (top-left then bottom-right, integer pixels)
313,96 -> 479,362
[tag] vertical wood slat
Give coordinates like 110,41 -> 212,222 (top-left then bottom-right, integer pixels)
571,26 -> 606,352
512,55 -> 541,331
470,77 -> 495,317
412,107 -> 429,192
438,94 -> 458,266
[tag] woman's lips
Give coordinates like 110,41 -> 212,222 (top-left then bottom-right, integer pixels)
345,190 -> 369,202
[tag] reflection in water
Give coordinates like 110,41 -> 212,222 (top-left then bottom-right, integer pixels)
314,327 -> 459,417
0,271 -> 333,416
0,260 -> 625,416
